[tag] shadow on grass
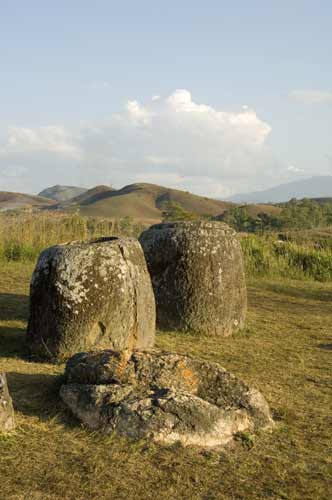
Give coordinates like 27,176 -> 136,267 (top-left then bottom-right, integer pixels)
0,326 -> 27,358
317,343 -> 332,350
254,281 -> 332,303
249,285 -> 330,318
0,292 -> 29,321
6,371 -> 78,427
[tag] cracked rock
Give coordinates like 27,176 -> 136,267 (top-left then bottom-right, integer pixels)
60,349 -> 274,448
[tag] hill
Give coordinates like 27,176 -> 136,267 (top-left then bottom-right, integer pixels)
240,203 -> 282,217
38,185 -> 87,202
69,185 -> 114,205
228,176 -> 332,203
64,183 -> 235,222
310,197 -> 332,205
0,191 -> 55,212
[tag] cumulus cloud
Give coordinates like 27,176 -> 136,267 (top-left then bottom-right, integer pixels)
0,89 -> 278,196
290,90 -> 332,104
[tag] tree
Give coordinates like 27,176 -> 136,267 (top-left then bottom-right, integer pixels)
161,201 -> 198,222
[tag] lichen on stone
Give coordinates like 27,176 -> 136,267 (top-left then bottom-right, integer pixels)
26,237 -> 156,361
0,373 -> 15,433
60,349 -> 274,449
139,221 -> 247,336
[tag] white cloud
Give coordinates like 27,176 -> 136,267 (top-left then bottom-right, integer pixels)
287,164 -> 304,174
290,90 -> 332,104
0,89 -> 277,197
126,100 -> 153,125
0,126 -> 81,158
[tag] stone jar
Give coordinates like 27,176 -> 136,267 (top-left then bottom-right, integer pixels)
140,221 -> 247,336
0,373 -> 15,432
26,237 -> 155,361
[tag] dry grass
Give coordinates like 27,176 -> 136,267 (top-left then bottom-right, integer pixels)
0,263 -> 332,499
0,212 -> 145,262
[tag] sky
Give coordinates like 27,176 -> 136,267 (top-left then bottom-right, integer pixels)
0,0 -> 331,197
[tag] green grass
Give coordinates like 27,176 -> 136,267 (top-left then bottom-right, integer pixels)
242,234 -> 332,281
0,263 -> 331,499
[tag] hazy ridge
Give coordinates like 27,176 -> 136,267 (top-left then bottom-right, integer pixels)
228,176 -> 332,203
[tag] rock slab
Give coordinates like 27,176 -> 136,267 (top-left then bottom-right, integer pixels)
60,350 -> 274,448
139,221 -> 247,335
0,373 -> 15,432
27,237 -> 155,361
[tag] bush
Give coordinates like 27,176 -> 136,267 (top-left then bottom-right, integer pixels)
161,201 -> 198,222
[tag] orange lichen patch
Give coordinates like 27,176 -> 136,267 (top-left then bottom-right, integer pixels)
114,353 -> 130,377
175,360 -> 199,392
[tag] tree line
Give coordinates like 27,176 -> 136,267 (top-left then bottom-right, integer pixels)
162,198 -> 332,232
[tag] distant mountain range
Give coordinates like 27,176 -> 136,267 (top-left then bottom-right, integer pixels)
0,183 -> 234,222
0,191 -> 55,212
38,184 -> 88,202
2,176 -> 332,220
228,176 -> 332,203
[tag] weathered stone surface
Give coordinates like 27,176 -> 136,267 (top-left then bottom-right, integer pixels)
139,221 -> 247,335
27,237 -> 155,361
0,373 -> 15,432
60,350 -> 274,448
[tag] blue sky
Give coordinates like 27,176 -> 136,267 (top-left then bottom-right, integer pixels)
0,0 -> 331,196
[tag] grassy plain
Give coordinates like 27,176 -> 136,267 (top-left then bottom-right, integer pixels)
2,211 -> 332,283
0,261 -> 331,499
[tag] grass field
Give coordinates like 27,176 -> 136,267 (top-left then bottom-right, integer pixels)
2,212 -> 332,284
0,262 -> 331,499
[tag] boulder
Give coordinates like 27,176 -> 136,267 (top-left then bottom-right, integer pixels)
139,221 -> 247,335
60,349 -> 274,448
0,373 -> 15,432
27,237 -> 155,361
